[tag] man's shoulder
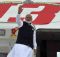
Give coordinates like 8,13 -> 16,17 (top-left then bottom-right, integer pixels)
23,21 -> 27,24
31,23 -> 35,26
23,21 -> 28,25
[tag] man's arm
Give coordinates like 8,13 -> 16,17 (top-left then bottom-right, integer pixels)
33,30 -> 37,55
16,6 -> 23,28
33,26 -> 37,54
33,30 -> 37,49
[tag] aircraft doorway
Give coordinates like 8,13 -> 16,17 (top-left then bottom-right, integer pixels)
36,29 -> 60,57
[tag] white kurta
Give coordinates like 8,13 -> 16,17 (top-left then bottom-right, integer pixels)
7,44 -> 33,57
7,14 -> 37,57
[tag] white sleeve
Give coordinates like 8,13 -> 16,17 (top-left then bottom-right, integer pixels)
16,14 -> 23,28
33,29 -> 37,49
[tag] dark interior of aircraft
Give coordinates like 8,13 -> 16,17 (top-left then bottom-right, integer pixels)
36,29 -> 60,57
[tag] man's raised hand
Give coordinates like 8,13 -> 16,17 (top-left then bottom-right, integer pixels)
18,5 -> 23,14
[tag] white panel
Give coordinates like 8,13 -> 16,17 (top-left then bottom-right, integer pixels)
57,52 -> 60,57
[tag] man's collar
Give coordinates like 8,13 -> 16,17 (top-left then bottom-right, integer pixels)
25,21 -> 31,24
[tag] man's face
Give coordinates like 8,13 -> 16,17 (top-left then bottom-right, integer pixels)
25,14 -> 32,22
